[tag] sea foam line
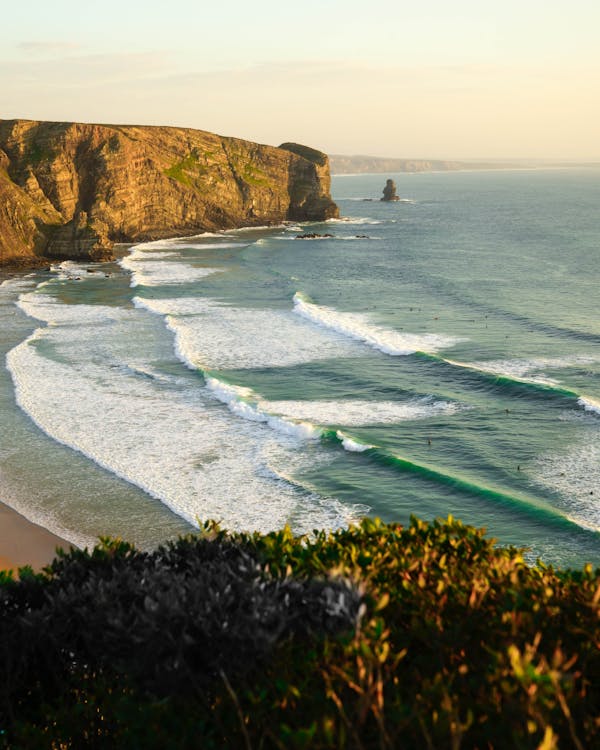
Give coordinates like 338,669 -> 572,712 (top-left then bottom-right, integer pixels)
132,296 -> 462,444
204,377 -> 323,441
578,396 -> 600,416
0,275 -> 36,293
8,328 -> 595,537
132,296 -> 314,439
6,318 -> 365,535
361,446 -> 600,534
449,354 -> 600,388
424,353 -> 600,418
292,294 -> 600,419
320,431 -> 599,533
119,249 -> 222,288
133,294 -> 364,369
293,292 -> 463,355
203,378 -> 461,444
326,217 -> 385,225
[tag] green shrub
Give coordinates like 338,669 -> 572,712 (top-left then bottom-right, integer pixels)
279,142 -> 328,166
0,517 -> 598,749
163,149 -> 207,186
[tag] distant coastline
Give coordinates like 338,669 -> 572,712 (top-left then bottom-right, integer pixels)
330,154 -> 600,175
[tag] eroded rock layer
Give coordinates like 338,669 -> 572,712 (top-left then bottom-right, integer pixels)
0,120 -> 338,264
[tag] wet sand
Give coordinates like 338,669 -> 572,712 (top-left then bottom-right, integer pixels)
0,499 -> 73,572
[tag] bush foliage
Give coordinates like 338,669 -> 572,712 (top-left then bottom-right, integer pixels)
0,516 -> 598,749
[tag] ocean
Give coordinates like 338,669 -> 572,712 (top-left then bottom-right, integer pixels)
1,169 -> 599,567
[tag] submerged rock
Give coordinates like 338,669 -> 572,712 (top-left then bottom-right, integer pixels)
295,232 -> 334,239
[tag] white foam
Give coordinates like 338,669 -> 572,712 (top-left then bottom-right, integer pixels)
123,249 -> 178,262
255,396 -> 461,426
205,377 -> 323,441
17,291 -> 126,326
133,298 -> 458,441
124,233 -> 228,252
293,293 -> 463,355
0,276 -> 38,300
156,240 -> 246,250
467,355 -> 600,387
50,260 -> 107,281
133,296 -> 200,317
578,396 -> 600,416
530,440 -> 600,531
0,276 -> 36,291
119,249 -> 222,288
134,295 -> 364,370
6,307 -> 363,535
336,432 -> 373,452
231,224 -> 288,233
204,378 -> 459,438
126,229 -> 276,252
327,217 -> 384,225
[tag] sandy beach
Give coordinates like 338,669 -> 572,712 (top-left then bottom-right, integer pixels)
0,499 -> 73,572
1,264 -> 71,573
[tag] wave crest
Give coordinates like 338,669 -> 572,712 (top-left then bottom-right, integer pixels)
293,292 -> 464,355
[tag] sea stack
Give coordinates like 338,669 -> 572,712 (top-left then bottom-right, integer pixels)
381,178 -> 400,201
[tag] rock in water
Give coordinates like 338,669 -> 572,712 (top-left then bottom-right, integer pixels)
381,178 -> 400,201
0,121 -> 339,265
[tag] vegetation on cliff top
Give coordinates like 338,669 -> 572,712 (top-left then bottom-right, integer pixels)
1,516 -> 598,749
280,142 -> 329,167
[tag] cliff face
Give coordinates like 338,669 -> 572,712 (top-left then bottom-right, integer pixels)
0,120 -> 338,265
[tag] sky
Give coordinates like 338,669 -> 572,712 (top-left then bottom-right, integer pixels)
2,1 -> 599,160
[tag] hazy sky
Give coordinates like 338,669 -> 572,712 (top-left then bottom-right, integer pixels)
2,1 -> 599,159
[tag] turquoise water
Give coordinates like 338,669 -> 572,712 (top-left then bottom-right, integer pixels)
1,169 -> 599,566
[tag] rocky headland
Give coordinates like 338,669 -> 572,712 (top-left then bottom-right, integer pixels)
0,120 -> 339,266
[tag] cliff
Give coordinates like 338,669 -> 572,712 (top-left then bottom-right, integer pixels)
0,120 -> 338,265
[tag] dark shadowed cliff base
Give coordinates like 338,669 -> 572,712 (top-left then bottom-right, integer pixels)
0,120 -> 338,265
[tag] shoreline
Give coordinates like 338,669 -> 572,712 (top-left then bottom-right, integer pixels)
1,262 -> 75,572
0,498 -> 73,572
0,256 -> 53,273
0,222 -> 296,273
331,165 -> 600,177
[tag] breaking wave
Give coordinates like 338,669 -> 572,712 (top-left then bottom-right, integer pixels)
293,292 -> 464,355
6,293 -> 365,535
133,295 -> 364,369
119,249 -> 222,288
